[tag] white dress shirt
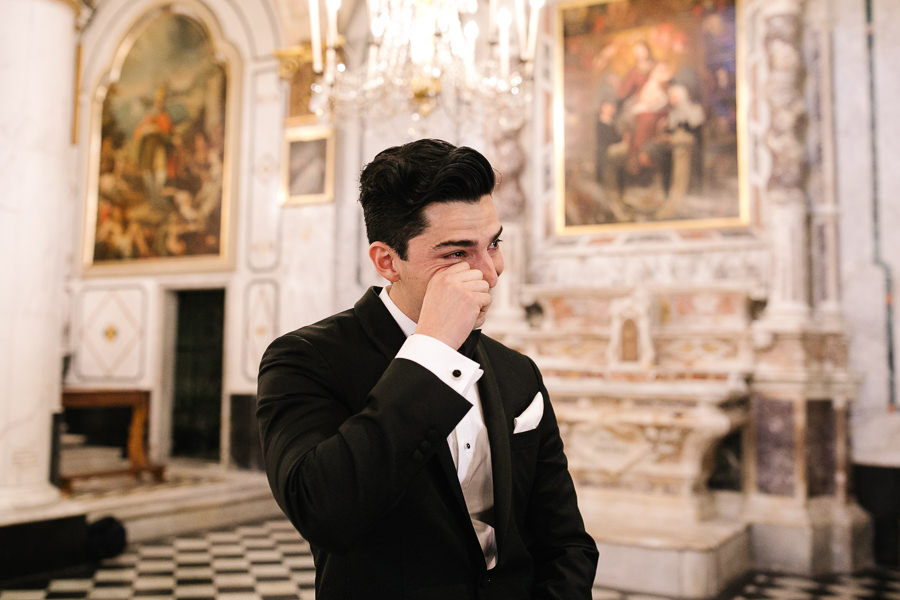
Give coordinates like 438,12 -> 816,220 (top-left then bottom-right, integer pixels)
379,287 -> 497,569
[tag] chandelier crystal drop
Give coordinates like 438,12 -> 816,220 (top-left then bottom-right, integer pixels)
306,0 -> 545,120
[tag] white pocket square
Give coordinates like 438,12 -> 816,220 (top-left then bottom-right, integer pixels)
513,392 -> 544,433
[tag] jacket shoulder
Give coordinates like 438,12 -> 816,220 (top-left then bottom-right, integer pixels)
480,333 -> 539,376
283,307 -> 358,343
260,307 -> 365,367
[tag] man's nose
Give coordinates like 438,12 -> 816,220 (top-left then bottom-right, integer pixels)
471,250 -> 501,288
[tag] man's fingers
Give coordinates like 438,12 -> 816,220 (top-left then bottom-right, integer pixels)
475,291 -> 492,310
442,264 -> 484,283
416,260 -> 494,348
452,268 -> 485,282
446,260 -> 471,271
441,261 -> 475,275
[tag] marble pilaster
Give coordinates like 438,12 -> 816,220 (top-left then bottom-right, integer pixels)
0,0 -> 77,509
806,15 -> 843,326
747,0 -> 872,575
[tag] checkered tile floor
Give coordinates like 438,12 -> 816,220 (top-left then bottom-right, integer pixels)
1,516 -> 898,600
725,571 -> 900,600
0,519 -> 315,600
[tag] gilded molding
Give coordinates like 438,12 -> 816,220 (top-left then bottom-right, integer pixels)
273,44 -> 314,80
52,0 -> 82,15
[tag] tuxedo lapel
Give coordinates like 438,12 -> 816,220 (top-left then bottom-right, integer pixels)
432,438 -> 478,538
474,341 -> 513,562
353,287 -> 408,359
424,399 -> 488,569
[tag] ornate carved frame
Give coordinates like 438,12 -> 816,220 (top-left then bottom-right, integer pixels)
553,0 -> 749,235
281,123 -> 335,206
81,2 -> 241,276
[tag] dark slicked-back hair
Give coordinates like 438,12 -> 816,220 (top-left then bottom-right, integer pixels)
358,139 -> 496,260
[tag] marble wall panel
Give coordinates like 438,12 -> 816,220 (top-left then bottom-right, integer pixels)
807,399 -> 836,497
531,245 -> 770,289
73,286 -> 146,381
834,0 -> 900,465
539,295 -> 613,331
246,69 -> 283,273
279,204 -> 336,332
754,395 -> 795,496
656,291 -> 749,329
654,336 -> 742,369
526,286 -> 754,375
242,280 -> 278,382
532,336 -> 609,367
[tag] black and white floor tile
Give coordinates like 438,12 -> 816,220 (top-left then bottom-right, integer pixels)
0,519 -> 315,600
1,517 -> 898,600
726,571 -> 900,600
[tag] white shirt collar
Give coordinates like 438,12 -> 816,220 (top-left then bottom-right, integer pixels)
378,286 -> 417,338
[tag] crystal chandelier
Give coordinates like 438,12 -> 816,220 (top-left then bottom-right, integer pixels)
306,0 -> 545,120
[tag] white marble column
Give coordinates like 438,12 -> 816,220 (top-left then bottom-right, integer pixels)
761,0 -> 810,324
484,120 -> 528,334
0,0 -> 77,509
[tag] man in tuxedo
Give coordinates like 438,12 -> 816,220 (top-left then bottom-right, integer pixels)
257,139 -> 598,599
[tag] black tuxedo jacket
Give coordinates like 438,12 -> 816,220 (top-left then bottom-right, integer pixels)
257,287 -> 598,599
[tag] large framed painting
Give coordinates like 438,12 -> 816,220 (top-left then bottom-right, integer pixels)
83,6 -> 238,274
555,0 -> 745,233
282,124 -> 335,205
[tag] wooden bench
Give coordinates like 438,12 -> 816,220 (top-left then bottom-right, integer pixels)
60,389 -> 165,493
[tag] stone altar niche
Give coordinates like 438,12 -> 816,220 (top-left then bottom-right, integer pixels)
518,286 -> 752,524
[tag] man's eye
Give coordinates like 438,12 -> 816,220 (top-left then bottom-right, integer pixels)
490,238 -> 503,249
446,251 -> 466,259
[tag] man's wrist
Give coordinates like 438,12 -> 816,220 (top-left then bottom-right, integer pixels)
396,334 -> 482,398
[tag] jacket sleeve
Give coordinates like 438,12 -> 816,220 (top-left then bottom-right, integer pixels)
525,359 -> 600,599
256,332 -> 472,554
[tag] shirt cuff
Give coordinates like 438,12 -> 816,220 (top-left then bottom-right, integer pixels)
395,334 -> 483,400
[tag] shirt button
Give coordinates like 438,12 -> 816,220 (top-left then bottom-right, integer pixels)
452,369 -> 462,378
465,442 -> 471,450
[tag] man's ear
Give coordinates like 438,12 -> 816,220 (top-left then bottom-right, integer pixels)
368,242 -> 401,282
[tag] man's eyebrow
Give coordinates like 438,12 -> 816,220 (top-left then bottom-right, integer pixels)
433,239 -> 475,249
432,226 -> 503,250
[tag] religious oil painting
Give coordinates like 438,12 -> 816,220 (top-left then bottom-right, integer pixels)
556,0 -> 745,233
282,124 -> 334,205
85,8 -> 234,273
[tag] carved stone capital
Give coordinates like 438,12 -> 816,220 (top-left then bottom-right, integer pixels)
52,0 -> 82,14
274,44 -> 314,80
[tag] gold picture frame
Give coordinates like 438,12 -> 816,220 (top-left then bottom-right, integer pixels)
82,4 -> 240,275
555,0 -> 747,234
282,124 -> 335,205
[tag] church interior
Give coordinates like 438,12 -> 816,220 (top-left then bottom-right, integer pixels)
1,0 -> 899,598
